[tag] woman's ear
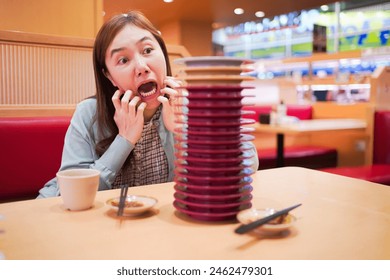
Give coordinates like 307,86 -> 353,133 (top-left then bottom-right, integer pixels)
102,69 -> 117,87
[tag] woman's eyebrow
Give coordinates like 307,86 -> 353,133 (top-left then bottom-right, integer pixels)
138,36 -> 153,42
137,36 -> 154,45
110,47 -> 125,58
109,36 -> 154,58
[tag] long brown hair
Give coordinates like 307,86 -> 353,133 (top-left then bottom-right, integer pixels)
92,11 -> 172,156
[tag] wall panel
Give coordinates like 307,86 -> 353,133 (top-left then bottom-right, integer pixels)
0,42 -> 95,106
0,30 -> 191,117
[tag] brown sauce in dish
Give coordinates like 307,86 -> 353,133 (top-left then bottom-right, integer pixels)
268,213 -> 289,224
111,200 -> 144,208
249,213 -> 291,225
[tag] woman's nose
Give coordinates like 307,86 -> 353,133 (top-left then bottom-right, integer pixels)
134,56 -> 150,77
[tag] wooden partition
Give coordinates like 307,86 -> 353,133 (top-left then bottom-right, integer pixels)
0,31 -> 94,117
252,66 -> 390,167
0,30 -> 190,117
310,102 -> 373,166
370,66 -> 390,110
309,66 -> 390,166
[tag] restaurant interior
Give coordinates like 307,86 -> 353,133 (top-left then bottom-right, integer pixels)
0,0 -> 389,261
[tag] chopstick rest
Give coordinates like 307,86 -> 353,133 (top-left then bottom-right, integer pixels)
235,203 -> 302,234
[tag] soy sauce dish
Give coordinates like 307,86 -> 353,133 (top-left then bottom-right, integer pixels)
236,208 -> 297,235
106,195 -> 157,216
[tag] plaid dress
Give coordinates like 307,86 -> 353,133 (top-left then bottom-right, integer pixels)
112,106 -> 169,188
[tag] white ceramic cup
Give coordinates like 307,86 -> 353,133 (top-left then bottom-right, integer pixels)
57,169 -> 100,211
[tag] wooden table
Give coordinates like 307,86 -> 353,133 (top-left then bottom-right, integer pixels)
253,119 -> 367,167
0,167 -> 389,260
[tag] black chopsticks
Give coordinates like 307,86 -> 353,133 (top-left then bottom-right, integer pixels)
117,184 -> 129,216
235,203 -> 302,234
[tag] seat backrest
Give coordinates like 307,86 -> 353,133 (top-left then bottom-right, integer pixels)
0,116 -> 71,201
373,110 -> 390,164
243,104 -> 313,122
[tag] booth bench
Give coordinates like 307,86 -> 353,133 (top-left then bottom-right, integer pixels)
0,116 -> 71,202
0,105 -> 347,202
244,104 -> 338,170
321,110 -> 390,185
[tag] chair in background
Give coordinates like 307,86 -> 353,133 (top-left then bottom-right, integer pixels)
321,110 -> 390,185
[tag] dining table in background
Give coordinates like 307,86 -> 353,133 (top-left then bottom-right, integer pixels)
0,167 -> 389,260
253,118 -> 367,167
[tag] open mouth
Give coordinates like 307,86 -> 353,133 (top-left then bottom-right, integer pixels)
137,81 -> 157,98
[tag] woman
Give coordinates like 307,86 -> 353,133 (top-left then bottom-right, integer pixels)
38,11 -> 179,197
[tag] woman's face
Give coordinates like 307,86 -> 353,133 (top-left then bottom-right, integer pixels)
104,24 -> 167,109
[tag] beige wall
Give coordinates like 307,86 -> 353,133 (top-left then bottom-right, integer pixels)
180,20 -> 212,56
160,20 -> 212,56
159,21 -> 181,45
0,0 -> 103,38
103,2 -> 211,56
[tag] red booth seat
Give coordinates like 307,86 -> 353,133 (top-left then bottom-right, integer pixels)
321,164 -> 390,185
321,110 -> 390,185
0,116 -> 71,202
243,104 -> 313,122
257,146 -> 338,170
372,110 -> 390,164
244,104 -> 337,170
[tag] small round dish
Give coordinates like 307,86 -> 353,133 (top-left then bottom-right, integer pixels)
174,56 -> 252,67
175,133 -> 254,146
175,101 -> 243,109
174,125 -> 254,136
106,195 -> 157,216
174,109 -> 254,118
183,74 -> 255,85
173,201 -> 240,221
180,66 -> 243,76
174,194 -> 252,209
174,187 -> 252,203
236,208 -> 297,235
174,141 -> 254,154
176,163 -> 244,172
174,182 -> 253,195
175,118 -> 255,127
176,92 -> 245,99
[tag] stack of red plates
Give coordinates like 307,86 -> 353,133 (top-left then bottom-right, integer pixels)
173,82 -> 256,221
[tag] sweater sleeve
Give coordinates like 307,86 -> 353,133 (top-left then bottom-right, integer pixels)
248,142 -> 259,172
37,99 -> 134,198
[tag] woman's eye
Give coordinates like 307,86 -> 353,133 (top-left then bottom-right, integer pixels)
143,47 -> 153,55
118,57 -> 128,64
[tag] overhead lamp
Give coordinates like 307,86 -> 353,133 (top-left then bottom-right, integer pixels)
320,5 -> 329,11
234,8 -> 244,15
255,11 -> 265,18
163,0 -> 174,3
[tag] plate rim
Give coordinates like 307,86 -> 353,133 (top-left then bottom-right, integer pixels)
106,195 -> 158,214
236,208 -> 297,232
174,56 -> 253,65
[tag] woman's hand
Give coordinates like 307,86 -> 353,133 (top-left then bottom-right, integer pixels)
112,89 -> 146,145
158,77 -> 182,132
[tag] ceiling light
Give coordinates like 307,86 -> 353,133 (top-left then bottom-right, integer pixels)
255,11 -> 265,18
320,5 -> 329,11
163,0 -> 174,3
234,8 -> 244,15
